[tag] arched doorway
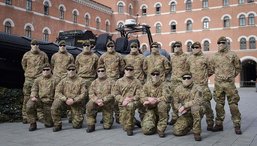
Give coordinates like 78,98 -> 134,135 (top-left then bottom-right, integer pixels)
240,59 -> 256,87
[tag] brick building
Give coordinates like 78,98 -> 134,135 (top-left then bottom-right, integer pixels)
1,0 -> 257,86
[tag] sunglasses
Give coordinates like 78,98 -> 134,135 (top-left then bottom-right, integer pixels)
43,69 -> 50,71
174,45 -> 181,48
83,45 -> 90,47
59,45 -> 66,47
217,42 -> 226,45
31,44 -> 38,46
192,46 -> 200,49
131,46 -> 138,48
97,70 -> 105,73
125,68 -> 134,71
182,76 -> 192,80
151,73 -> 160,76
68,69 -> 75,71
107,46 -> 114,48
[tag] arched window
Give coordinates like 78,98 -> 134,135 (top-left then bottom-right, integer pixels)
203,18 -> 209,29
224,16 -> 230,27
25,26 -> 32,38
223,0 -> 229,6
5,0 -> 12,5
26,0 -> 32,11
203,40 -> 209,51
156,23 -> 161,33
238,0 -> 244,4
129,5 -> 133,15
142,6 -> 147,16
73,11 -> 77,23
249,37 -> 256,49
187,42 -> 193,52
141,44 -> 147,52
170,22 -> 176,32
59,6 -> 64,19
85,15 -> 90,27
156,3 -> 161,14
170,2 -> 176,12
202,0 -> 208,8
105,21 -> 110,32
117,22 -> 124,28
44,1 -> 49,15
186,0 -> 192,10
186,20 -> 192,31
4,21 -> 12,35
240,38 -> 247,49
239,15 -> 246,26
96,18 -> 100,30
248,13 -> 255,25
43,29 -> 49,42
118,2 -> 124,14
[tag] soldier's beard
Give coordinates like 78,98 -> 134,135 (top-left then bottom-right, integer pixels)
152,76 -> 161,86
59,48 -> 67,53
68,71 -> 76,78
42,71 -> 51,77
218,46 -> 227,52
174,48 -> 181,54
31,47 -> 39,54
152,48 -> 159,55
83,47 -> 91,54
98,72 -> 106,79
182,80 -> 193,87
107,48 -> 115,54
130,48 -> 138,55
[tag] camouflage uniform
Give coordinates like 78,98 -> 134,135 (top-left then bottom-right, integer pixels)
209,37 -> 242,132
187,42 -> 214,129
21,40 -> 49,122
86,77 -> 115,129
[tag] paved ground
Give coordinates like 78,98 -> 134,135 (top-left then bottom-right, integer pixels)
0,88 -> 256,146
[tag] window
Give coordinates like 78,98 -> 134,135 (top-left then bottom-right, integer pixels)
25,26 -> 32,38
240,38 -> 247,49
4,21 -> 12,35
186,20 -> 192,31
118,2 -> 124,14
85,15 -> 90,27
202,0 -> 208,8
170,22 -> 176,32
26,0 -> 32,11
186,0 -> 192,10
170,2 -> 176,12
224,16 -> 230,27
203,18 -> 209,29
239,14 -> 246,26
187,42 -> 193,52
223,0 -> 229,6
156,23 -> 161,33
59,6 -> 64,19
5,0 -> 12,5
44,1 -> 49,15
129,5 -> 132,15
106,21 -> 110,32
203,41 -> 209,51
249,37 -> 256,49
73,11 -> 77,23
141,44 -> 147,52
238,0 -> 244,4
248,0 -> 254,3
96,18 -> 100,30
248,13 -> 255,25
142,6 -> 147,16
156,4 -> 161,14
43,29 -> 49,42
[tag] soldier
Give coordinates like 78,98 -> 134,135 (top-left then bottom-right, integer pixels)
21,39 -> 49,124
173,72 -> 205,141
86,65 -> 115,133
209,36 -> 242,135
141,69 -> 169,138
186,42 -> 214,131
168,41 -> 189,125
26,63 -> 58,131
98,40 -> 125,123
143,42 -> 171,82
51,64 -> 86,132
112,64 -> 142,136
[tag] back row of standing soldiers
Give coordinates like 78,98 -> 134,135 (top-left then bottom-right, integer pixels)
21,36 -> 242,141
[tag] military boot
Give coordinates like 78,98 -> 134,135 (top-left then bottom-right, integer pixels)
194,133 -> 201,141
127,130 -> 133,136
86,125 -> 95,133
53,125 -> 62,132
207,124 -> 214,131
157,130 -> 165,138
212,124 -> 223,132
168,119 -> 176,126
235,126 -> 242,135
29,123 -> 37,131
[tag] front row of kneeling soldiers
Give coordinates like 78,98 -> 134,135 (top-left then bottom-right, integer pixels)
23,36 -> 242,141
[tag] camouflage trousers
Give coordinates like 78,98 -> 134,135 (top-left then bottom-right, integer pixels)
22,77 -> 44,121
141,101 -> 169,135
86,99 -> 113,129
173,104 -> 205,136
51,98 -> 84,128
26,99 -> 53,126
119,101 -> 138,131
214,81 -> 241,127
169,79 -> 182,121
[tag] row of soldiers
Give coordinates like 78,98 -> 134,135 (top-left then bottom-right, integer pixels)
21,36 -> 242,141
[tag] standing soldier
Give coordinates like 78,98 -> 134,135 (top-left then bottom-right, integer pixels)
186,42 -> 214,131
209,36 -> 242,134
141,69 -> 170,138
112,64 -> 142,136
86,65 -> 115,133
173,72 -> 205,141
26,63 -> 58,131
98,40 -> 125,123
21,39 -> 48,124
51,64 -> 86,132
168,41 -> 189,125
143,42 -> 171,82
